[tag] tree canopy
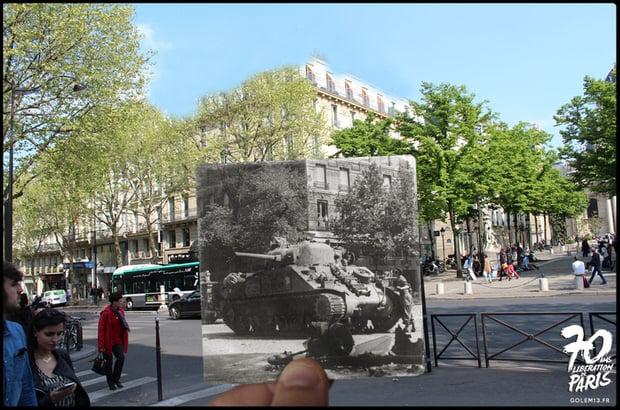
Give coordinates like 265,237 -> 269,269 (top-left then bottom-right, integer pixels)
195,66 -> 327,162
554,65 -> 616,196
3,3 -> 153,205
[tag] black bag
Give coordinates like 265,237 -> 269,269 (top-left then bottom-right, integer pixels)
91,351 -> 107,375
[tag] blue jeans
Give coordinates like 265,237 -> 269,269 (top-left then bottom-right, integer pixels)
588,266 -> 607,284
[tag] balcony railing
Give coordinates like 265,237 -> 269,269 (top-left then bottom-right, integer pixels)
161,207 -> 197,223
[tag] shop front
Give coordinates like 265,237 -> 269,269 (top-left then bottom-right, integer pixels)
63,261 -> 94,300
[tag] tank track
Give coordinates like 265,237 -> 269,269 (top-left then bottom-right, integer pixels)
220,291 -> 347,336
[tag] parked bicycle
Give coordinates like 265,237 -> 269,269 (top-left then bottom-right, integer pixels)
57,315 -> 83,352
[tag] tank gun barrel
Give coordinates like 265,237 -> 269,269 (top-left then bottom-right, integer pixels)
235,251 -> 282,262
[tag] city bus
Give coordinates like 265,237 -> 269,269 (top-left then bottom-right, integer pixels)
111,262 -> 199,310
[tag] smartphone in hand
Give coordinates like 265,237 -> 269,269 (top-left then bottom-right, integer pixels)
61,382 -> 76,389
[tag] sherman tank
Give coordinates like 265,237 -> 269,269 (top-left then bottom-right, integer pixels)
211,241 -> 407,337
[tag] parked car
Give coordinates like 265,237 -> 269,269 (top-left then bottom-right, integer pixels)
42,289 -> 67,307
168,290 -> 201,320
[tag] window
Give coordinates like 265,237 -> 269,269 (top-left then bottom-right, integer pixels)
350,111 -> 356,126
168,230 -> 177,249
317,200 -> 328,221
143,238 -> 150,255
331,104 -> 339,127
314,164 -> 327,188
313,135 -> 320,157
587,198 -> 599,218
306,65 -> 315,83
362,88 -> 369,107
339,168 -> 350,190
345,81 -> 353,100
183,227 -> 190,247
168,198 -> 175,222
183,195 -> 189,218
377,95 -> 385,113
326,74 -> 335,92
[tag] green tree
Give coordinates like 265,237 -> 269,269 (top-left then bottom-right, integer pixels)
396,82 -> 495,277
484,122 -> 554,247
198,164 -> 308,275
329,113 -> 410,157
554,65 -> 616,196
195,66 -> 328,162
3,3 -> 153,206
333,162 -> 418,269
125,104 -> 204,262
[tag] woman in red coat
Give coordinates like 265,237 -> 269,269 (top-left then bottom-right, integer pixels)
97,292 -> 130,390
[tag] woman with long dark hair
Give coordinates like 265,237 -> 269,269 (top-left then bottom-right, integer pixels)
26,308 -> 90,407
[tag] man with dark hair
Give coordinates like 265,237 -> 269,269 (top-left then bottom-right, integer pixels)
3,260 -> 38,406
97,291 -> 130,390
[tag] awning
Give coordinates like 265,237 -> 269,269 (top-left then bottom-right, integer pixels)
63,261 -> 94,269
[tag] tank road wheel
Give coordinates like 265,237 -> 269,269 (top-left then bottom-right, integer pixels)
234,315 -> 250,335
248,315 -> 262,335
222,305 -> 235,329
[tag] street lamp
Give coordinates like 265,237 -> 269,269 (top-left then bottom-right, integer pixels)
440,227 -> 446,262
5,84 -> 41,262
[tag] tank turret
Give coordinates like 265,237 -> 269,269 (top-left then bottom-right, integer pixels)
212,241 -> 406,338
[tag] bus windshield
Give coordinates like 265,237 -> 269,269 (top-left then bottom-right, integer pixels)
112,262 -> 199,310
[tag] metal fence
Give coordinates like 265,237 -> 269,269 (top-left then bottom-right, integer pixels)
430,311 -> 616,368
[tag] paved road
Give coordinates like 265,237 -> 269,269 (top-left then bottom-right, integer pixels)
65,249 -> 616,406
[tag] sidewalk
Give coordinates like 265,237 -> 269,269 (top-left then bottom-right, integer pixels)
423,250 -> 616,300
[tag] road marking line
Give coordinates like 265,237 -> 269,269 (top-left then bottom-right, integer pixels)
150,384 -> 237,406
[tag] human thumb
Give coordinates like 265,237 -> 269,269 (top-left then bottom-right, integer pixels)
271,358 -> 331,406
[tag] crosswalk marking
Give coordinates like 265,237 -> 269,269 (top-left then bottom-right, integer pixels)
150,384 -> 237,406
77,370 -> 128,387
89,376 -> 157,403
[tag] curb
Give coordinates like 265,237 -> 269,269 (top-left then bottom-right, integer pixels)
70,343 -> 97,362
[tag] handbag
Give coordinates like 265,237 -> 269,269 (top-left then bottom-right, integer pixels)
91,351 -> 107,375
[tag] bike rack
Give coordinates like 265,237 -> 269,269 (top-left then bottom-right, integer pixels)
430,313 -> 481,368
481,312 -> 584,368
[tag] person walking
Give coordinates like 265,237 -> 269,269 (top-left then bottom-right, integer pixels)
27,308 -> 90,407
581,238 -> 590,257
3,261 -> 38,407
482,253 -> 493,283
587,247 -> 607,285
97,292 -> 130,390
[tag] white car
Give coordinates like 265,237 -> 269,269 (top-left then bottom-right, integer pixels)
42,289 -> 67,307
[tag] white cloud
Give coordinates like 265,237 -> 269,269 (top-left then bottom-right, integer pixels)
136,23 -> 173,52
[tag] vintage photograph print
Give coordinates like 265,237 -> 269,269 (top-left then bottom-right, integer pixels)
196,155 -> 426,384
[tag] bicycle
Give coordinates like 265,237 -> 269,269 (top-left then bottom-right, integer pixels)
58,315 -> 83,352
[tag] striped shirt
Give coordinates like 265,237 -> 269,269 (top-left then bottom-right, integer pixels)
34,365 -> 76,407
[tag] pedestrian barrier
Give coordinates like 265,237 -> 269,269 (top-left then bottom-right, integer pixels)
430,313 -> 481,368
429,311 -> 616,368
588,311 -> 617,360
480,312 -> 583,368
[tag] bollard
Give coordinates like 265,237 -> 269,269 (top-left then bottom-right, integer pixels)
436,283 -> 444,295
155,317 -> 163,401
539,277 -> 549,291
575,275 -> 584,290
464,281 -> 473,295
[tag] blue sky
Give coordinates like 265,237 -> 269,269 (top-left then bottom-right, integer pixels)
133,3 -> 616,148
